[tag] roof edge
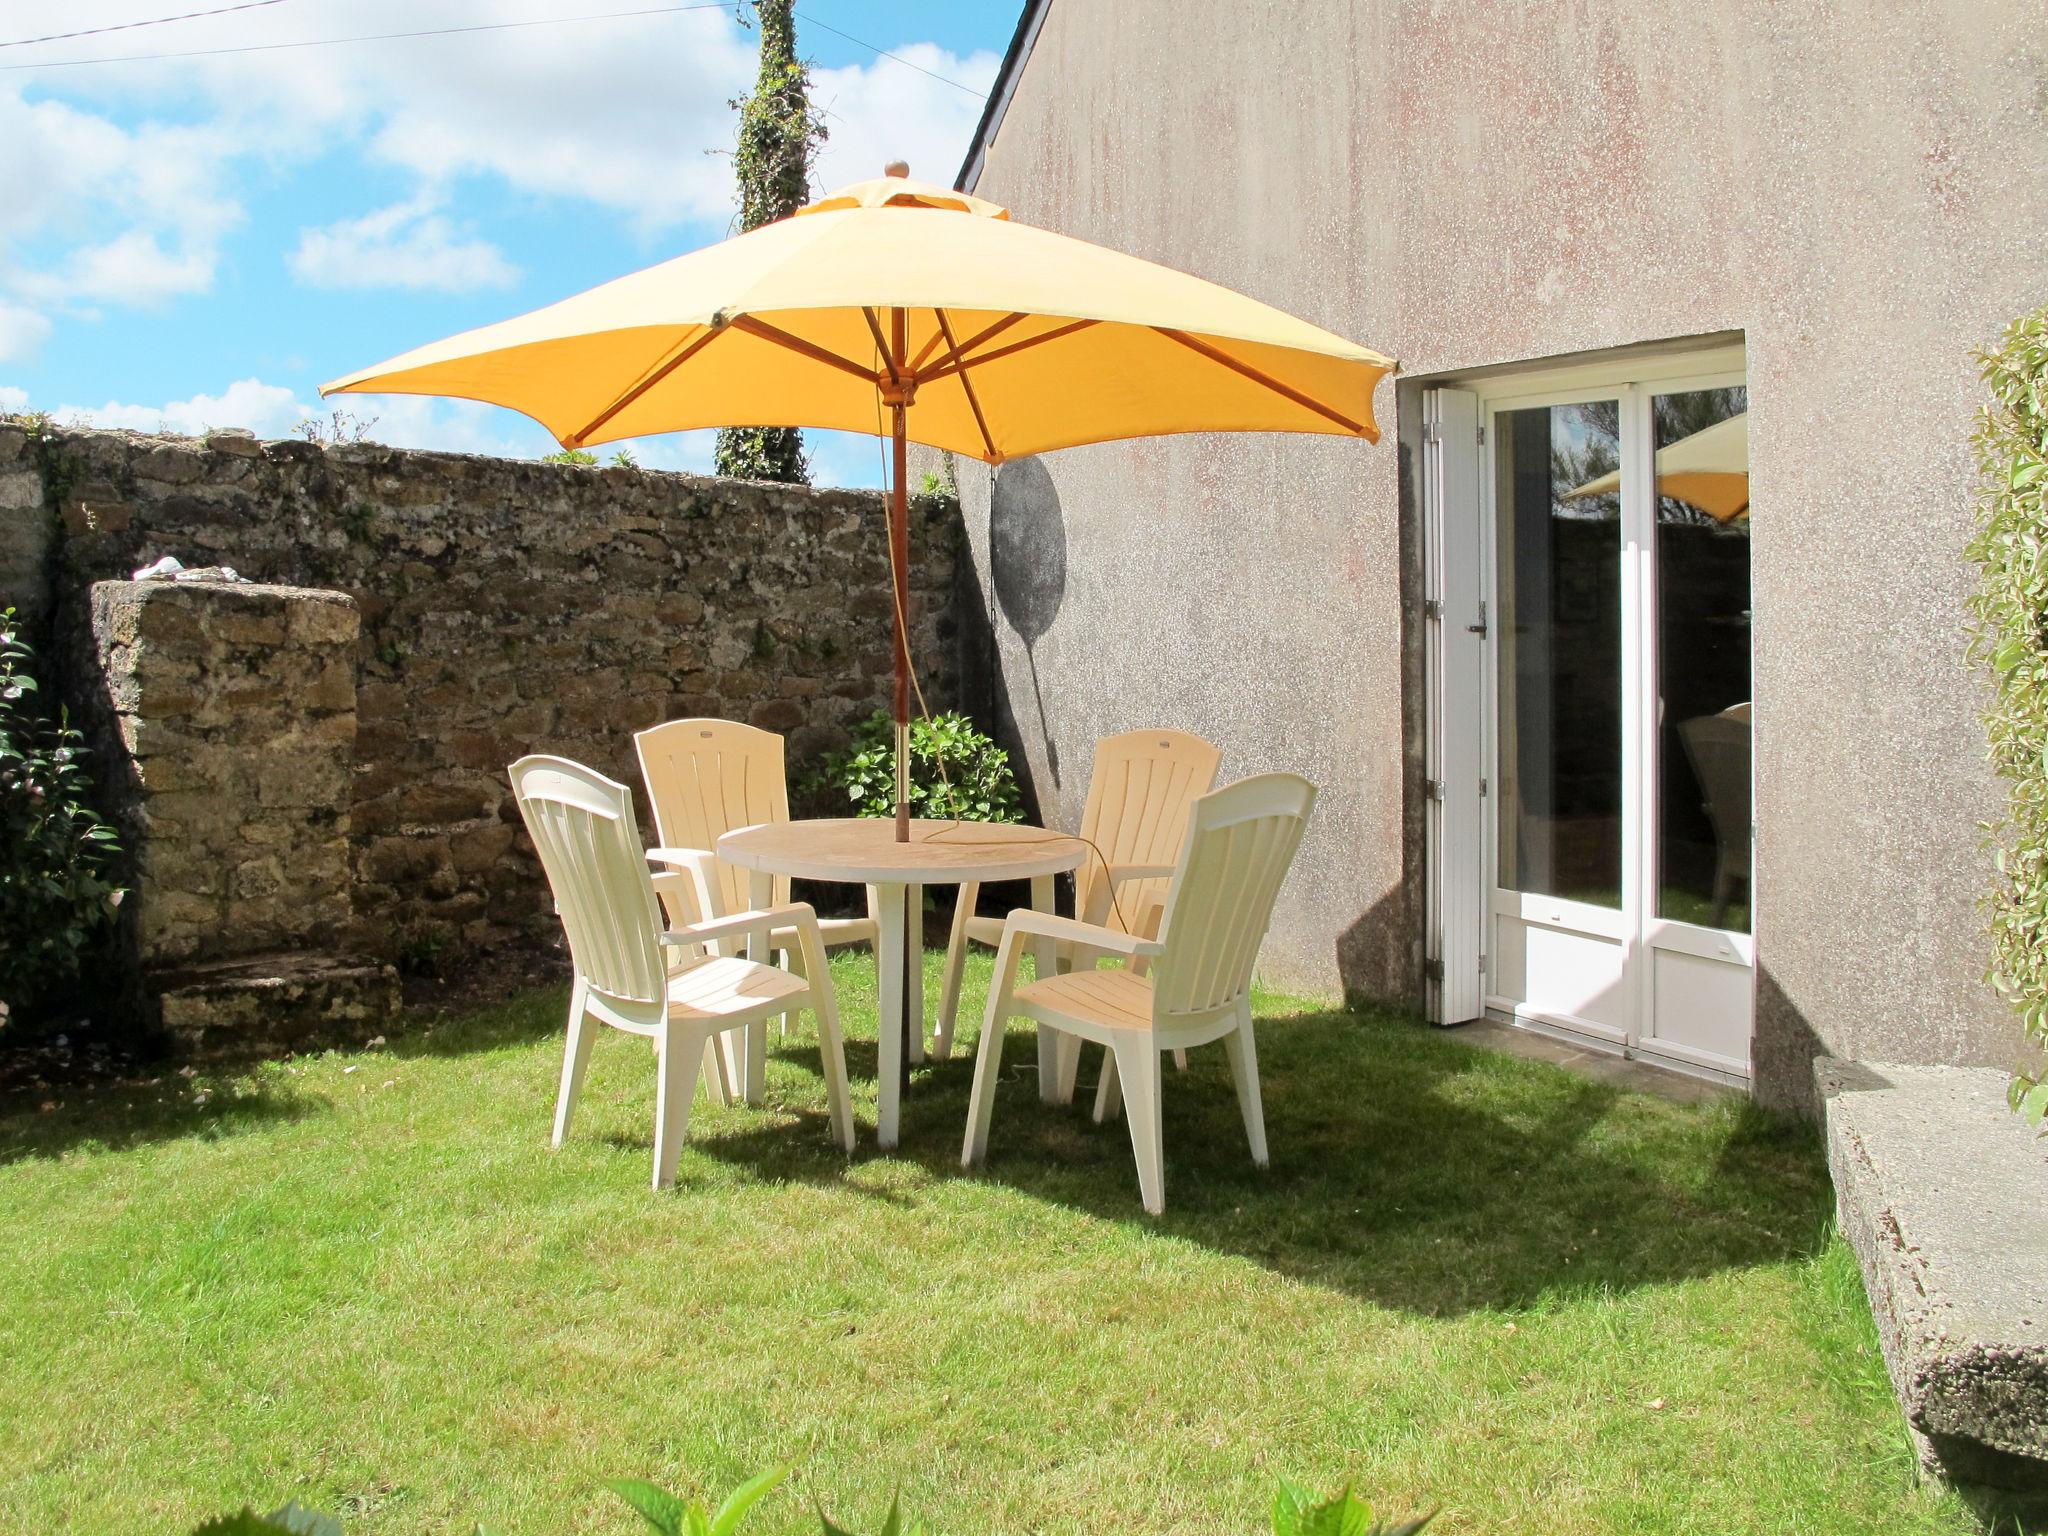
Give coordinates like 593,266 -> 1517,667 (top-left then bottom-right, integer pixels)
955,0 -> 1053,193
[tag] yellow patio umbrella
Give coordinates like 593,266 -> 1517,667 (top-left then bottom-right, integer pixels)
1563,411 -> 1750,523
324,169 -> 1396,839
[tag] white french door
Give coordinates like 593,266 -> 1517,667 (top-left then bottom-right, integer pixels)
1424,347 -> 1754,1084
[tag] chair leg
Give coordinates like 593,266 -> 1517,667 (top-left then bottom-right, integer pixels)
962,933 -> 1021,1168
652,1021 -> 703,1190
1055,1033 -> 1083,1105
1173,1048 -> 1189,1072
1222,1009 -> 1269,1169
934,879 -> 979,1062
1111,1037 -> 1165,1215
700,1037 -> 732,1107
552,977 -> 595,1148
1092,1044 -> 1122,1124
798,923 -> 856,1154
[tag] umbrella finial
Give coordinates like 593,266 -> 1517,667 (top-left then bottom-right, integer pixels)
883,159 -> 910,179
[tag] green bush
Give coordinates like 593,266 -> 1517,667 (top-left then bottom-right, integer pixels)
0,607 -> 124,1029
802,709 -> 1024,825
1965,306 -> 2048,1125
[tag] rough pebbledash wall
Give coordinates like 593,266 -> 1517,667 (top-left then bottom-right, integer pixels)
19,423 -> 966,963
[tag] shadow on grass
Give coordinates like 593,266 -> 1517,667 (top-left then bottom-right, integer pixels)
691,1001 -> 1834,1317
0,1076 -> 321,1167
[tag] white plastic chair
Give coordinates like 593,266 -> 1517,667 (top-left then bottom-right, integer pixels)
510,754 -> 855,1189
961,772 -> 1316,1215
934,729 -> 1220,1063
635,719 -> 879,1100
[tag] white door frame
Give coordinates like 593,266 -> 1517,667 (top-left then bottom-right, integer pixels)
1461,344 -> 1752,1083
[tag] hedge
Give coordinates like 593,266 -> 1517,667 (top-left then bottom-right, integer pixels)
1965,304 -> 2048,1123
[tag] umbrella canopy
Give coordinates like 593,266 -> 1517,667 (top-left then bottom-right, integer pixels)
1564,411 -> 1749,523
323,171 -> 1396,837
322,174 -> 1394,459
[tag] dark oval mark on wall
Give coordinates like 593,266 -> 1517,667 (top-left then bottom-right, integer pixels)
988,455 -> 1066,646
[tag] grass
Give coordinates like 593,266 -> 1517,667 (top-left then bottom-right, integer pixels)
0,949 -> 1979,1535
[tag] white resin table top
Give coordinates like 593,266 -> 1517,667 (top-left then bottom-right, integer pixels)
712,817 -> 1088,885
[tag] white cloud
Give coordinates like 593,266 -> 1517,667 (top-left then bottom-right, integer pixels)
0,304 -> 52,363
291,198 -> 518,293
810,45 -> 1002,195
0,385 -> 29,413
60,378 -> 314,437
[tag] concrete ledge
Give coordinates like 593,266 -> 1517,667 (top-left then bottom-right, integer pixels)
1819,1060 -> 2048,1492
154,951 -> 399,1060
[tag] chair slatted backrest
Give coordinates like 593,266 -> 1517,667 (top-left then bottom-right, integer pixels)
635,719 -> 792,915
1149,774 -> 1317,1019
1076,730 -> 1221,936
510,755 -> 667,1022
1677,708 -> 1753,861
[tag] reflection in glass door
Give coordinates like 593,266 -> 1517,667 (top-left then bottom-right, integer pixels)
1479,357 -> 1753,1082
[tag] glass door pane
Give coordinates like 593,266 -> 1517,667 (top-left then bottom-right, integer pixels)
1494,400 -> 1623,907
1651,387 -> 1751,932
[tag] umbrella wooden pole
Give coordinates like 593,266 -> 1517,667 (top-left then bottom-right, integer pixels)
888,307 -> 912,845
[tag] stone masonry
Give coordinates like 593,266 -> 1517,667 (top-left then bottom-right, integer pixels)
89,577 -> 399,1055
11,424 -> 965,980
91,579 -> 359,966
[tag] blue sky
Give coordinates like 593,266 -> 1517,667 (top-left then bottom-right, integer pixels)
0,1 -> 1019,487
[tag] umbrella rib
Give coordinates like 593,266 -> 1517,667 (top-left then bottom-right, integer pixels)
906,317 -> 949,376
564,325 -> 724,447
919,318 -> 1099,384
861,307 -> 900,387
727,314 -> 881,385
940,311 -> 1030,366
934,308 -> 997,462
1152,327 -> 1366,436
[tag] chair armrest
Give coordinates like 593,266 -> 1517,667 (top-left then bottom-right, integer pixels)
647,846 -> 723,926
660,902 -> 818,949
1080,862 -> 1178,928
1106,862 -> 1176,884
997,908 -> 1162,958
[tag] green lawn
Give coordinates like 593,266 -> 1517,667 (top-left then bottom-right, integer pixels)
0,951 -> 1975,1535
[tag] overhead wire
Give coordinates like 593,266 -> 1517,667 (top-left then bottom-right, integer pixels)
0,0 -> 296,49
0,2 -> 733,71
792,9 -> 986,98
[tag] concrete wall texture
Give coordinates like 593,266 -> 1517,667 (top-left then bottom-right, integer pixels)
957,0 -> 2048,1108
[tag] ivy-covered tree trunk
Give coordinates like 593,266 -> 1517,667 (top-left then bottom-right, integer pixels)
715,0 -> 826,485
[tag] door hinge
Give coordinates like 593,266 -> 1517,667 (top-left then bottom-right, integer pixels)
1424,957 -> 1444,982
1423,597 -> 1442,619
1479,778 -> 1489,798
1466,600 -> 1488,637
1427,779 -> 1446,802
1477,422 -> 1486,446
1423,420 -> 1442,445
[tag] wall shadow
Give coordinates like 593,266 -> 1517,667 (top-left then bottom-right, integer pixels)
694,995 -> 1834,1318
986,456 -> 1068,791
0,1073 -> 320,1167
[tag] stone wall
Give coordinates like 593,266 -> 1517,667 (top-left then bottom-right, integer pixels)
12,423 -> 964,970
90,578 -> 360,967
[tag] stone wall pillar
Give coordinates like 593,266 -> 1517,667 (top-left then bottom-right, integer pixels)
90,576 -> 397,1055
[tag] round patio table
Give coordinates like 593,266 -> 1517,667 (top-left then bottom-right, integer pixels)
718,817 -> 1087,1149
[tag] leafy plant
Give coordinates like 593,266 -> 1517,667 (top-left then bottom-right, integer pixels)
0,607 -> 124,1027
803,709 -> 1023,824
607,1465 -> 788,1536
714,0 -> 824,485
543,446 -> 599,466
1964,304 -> 2048,1124
297,410 -> 378,446
817,1492 -> 925,1536
1271,1480 -> 1433,1536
